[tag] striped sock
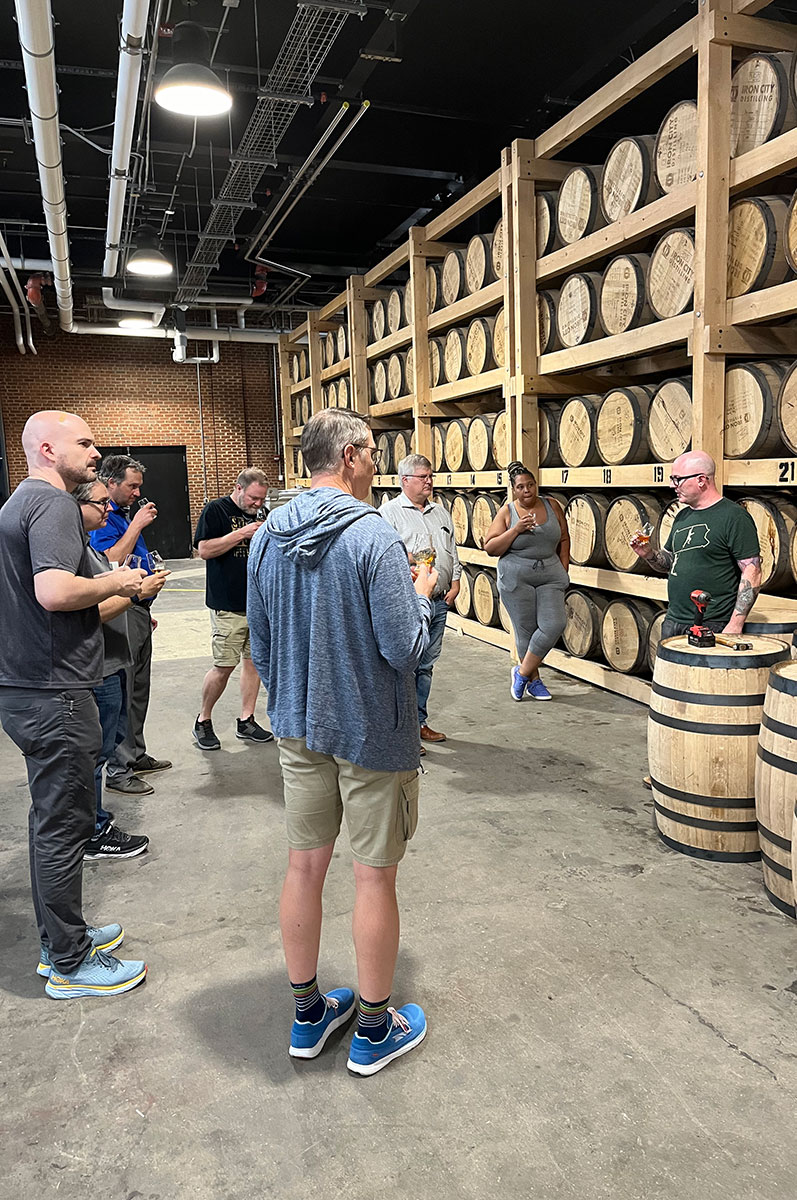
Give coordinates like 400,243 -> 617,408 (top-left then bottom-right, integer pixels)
290,976 -> 325,1024
356,996 -> 390,1043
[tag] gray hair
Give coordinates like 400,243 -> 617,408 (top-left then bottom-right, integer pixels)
301,408 -> 370,474
98,454 -> 146,485
235,467 -> 268,489
398,453 -> 432,478
72,479 -> 107,504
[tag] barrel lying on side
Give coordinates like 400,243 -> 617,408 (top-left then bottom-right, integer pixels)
724,360 -> 789,459
562,588 -> 610,659
654,99 -> 698,193
600,598 -> 661,675
648,376 -> 693,462
738,493 -> 797,590
756,662 -> 797,916
565,493 -> 611,567
730,51 -> 797,158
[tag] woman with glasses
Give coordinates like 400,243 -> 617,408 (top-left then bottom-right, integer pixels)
483,461 -> 570,701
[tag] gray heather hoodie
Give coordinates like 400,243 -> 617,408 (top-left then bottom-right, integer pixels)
247,487 -> 432,772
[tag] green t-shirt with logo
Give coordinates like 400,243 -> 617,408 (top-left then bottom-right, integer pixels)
663,498 -> 760,624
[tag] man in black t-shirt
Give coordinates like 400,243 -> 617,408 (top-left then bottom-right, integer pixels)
0,410 -> 149,999
192,467 -> 274,751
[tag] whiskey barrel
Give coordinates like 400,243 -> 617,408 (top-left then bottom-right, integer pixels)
738,494 -> 797,590
556,165 -> 605,244
371,299 -> 387,342
499,598 -> 513,636
493,305 -> 508,367
724,359 -> 789,459
649,635 -> 788,861
428,337 -> 444,388
376,431 -> 397,476
443,327 -> 468,383
450,492 -> 473,546
319,385 -> 328,413
538,289 -> 561,354
647,610 -> 667,672
387,351 -> 409,401
647,228 -> 696,319
441,249 -> 467,307
322,334 -> 333,369
426,263 -> 443,314
537,191 -> 560,257
394,430 -> 412,470
432,423 -> 446,471
465,316 -> 496,375
556,272 -> 603,347
600,135 -> 660,223
471,493 -> 501,548
443,418 -> 471,472
372,359 -> 389,405
596,385 -> 654,465
654,99 -> 698,193
776,359 -> 797,453
473,569 -> 501,627
727,195 -> 791,297
404,283 -> 414,328
648,376 -> 693,462
657,498 -> 684,550
563,587 -> 610,659
294,448 -> 307,479
601,598 -> 660,674
405,345 -> 415,394
731,51 -> 796,158
291,354 -> 300,384
492,410 -> 510,470
454,565 -> 475,618
387,287 -> 405,334
467,414 -> 500,471
599,253 -> 652,336
784,188 -> 797,274
558,394 -> 603,468
299,349 -> 308,379
604,493 -> 664,573
565,493 -> 611,567
539,402 -> 564,468
336,324 -> 349,361
492,216 -> 505,279
338,375 -> 350,408
756,661 -> 797,915
465,233 -> 496,293
328,379 -> 339,408
300,393 -> 312,425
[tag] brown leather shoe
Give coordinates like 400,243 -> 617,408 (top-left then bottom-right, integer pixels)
642,775 -> 652,790
420,724 -> 446,743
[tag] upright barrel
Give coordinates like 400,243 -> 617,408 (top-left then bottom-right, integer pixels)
756,661 -> 797,916
649,636 -> 788,861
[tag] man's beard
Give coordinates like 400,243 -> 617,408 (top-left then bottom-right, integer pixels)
56,457 -> 97,491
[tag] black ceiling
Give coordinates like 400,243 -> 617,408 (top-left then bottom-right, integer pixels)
1,0 -> 795,315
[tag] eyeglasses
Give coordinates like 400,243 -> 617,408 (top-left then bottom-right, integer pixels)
347,443 -> 382,467
79,498 -> 111,511
407,473 -> 434,482
669,473 -> 705,486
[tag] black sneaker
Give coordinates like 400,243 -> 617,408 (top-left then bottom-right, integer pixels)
105,774 -> 154,796
236,715 -> 274,743
133,754 -> 173,774
193,716 -> 221,751
84,823 -> 149,861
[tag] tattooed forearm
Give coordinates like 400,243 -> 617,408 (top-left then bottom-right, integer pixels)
733,558 -> 762,617
648,548 -> 674,574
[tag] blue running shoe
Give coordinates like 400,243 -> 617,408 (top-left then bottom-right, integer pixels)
510,666 -> 527,702
38,923 -> 124,977
347,1003 -> 427,1076
289,987 -> 356,1059
527,678 -> 552,701
44,948 -> 147,1000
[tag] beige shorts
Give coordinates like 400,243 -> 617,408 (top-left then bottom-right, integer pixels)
277,737 -> 420,867
210,609 -> 251,668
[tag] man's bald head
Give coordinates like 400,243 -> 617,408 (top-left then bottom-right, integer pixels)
22,410 -> 100,491
672,450 -> 716,478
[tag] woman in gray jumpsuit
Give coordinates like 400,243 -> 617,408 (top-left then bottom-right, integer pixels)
483,462 -> 570,701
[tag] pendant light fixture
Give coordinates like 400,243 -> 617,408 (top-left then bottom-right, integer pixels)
154,22 -> 233,118
127,225 -> 174,277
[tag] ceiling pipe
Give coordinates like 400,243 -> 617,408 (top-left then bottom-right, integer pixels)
0,262 -> 26,353
0,229 -> 36,353
9,257 -> 54,272
68,322 -> 289,344
103,0 -> 151,279
101,286 -> 165,326
13,0 -> 74,331
173,308 -> 220,364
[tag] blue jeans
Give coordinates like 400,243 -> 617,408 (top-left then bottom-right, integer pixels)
416,598 -> 449,727
92,670 -> 128,830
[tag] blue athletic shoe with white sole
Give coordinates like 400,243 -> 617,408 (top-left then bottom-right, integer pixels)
527,678 -> 552,701
44,948 -> 147,999
347,1003 -> 427,1076
289,987 -> 356,1058
510,666 -> 527,702
37,923 -> 124,977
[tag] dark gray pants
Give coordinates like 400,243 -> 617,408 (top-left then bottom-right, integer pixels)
661,617 -> 727,640
0,686 -> 101,973
107,603 -> 152,782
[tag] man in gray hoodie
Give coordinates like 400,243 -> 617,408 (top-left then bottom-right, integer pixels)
248,408 -> 436,1075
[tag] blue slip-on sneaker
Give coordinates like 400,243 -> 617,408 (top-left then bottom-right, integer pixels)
289,987 -> 356,1059
38,923 -> 124,977
527,678 -> 552,701
347,1003 -> 427,1076
510,666 -> 528,702
44,948 -> 147,1000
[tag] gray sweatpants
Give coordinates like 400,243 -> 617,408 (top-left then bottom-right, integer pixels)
502,581 -> 568,660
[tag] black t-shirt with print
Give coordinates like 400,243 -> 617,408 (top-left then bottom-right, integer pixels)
194,495 -> 258,612
663,497 -> 760,624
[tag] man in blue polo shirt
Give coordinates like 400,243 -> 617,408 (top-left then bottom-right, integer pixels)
90,454 -> 171,797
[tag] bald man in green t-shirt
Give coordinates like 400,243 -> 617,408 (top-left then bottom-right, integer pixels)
631,451 -> 762,639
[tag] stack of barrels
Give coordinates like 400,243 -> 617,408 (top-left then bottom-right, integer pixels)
431,412 -> 510,474
373,428 -> 415,476
427,227 -> 507,388
320,374 -> 352,409
291,393 -> 312,428
321,323 -> 349,368
367,284 -> 412,345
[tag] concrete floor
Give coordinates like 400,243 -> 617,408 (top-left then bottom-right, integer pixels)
1,560 -> 796,1200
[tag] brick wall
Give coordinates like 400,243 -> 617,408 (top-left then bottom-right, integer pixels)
0,319 -> 283,529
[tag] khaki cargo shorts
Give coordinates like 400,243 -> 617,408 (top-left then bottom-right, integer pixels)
277,737 -> 420,867
210,609 -> 251,668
